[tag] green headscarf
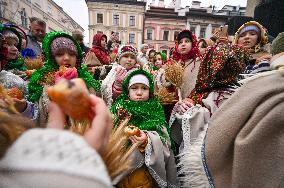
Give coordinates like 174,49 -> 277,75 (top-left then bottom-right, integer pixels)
111,69 -> 171,144
1,24 -> 26,71
28,31 -> 101,102
4,57 -> 26,71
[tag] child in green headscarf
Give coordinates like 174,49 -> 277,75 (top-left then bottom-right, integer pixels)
28,31 -> 100,126
1,25 -> 27,77
111,69 -> 177,188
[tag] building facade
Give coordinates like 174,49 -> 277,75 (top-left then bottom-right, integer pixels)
86,0 -> 146,48
144,6 -> 186,56
0,0 -> 84,34
186,9 -> 230,39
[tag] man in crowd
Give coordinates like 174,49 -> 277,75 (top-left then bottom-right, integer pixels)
26,17 -> 46,57
72,30 -> 89,55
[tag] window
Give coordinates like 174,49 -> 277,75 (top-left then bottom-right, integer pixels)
34,0 -> 41,7
129,33 -> 135,44
113,14 -> 119,25
200,28 -> 206,38
97,13 -> 103,24
147,29 -> 153,40
20,8 -> 28,27
47,3 -> 52,15
163,31 -> 169,41
191,27 -> 195,34
129,16 -> 135,26
174,31 -> 179,40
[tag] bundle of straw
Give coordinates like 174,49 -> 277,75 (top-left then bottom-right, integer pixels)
157,87 -> 177,104
24,57 -> 43,70
164,61 -> 184,102
101,115 -> 137,180
0,84 -> 19,114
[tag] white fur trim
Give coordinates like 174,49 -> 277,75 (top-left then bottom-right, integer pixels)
128,74 -> 149,88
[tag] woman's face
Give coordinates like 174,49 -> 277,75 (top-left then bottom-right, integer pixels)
129,83 -> 150,102
148,51 -> 155,63
3,38 -> 19,60
238,30 -> 259,49
119,53 -> 136,70
21,39 -> 27,49
198,41 -> 207,55
154,54 -> 163,69
178,37 -> 192,55
101,37 -> 106,48
55,51 -> 77,68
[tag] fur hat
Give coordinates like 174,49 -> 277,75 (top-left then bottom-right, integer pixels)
176,30 -> 193,42
50,37 -> 78,57
117,45 -> 137,62
271,32 -> 284,55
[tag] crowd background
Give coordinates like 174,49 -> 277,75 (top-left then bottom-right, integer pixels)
0,13 -> 283,188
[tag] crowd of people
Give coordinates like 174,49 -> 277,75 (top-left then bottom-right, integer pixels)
0,16 -> 283,188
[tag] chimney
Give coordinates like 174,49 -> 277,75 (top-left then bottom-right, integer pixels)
192,1 -> 201,8
158,0 -> 165,7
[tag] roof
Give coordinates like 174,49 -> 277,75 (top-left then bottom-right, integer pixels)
146,6 -> 186,20
85,0 -> 146,6
186,9 -> 230,20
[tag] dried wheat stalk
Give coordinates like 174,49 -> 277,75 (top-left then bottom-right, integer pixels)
157,87 -> 177,104
0,84 -> 19,114
101,115 -> 137,180
165,61 -> 184,102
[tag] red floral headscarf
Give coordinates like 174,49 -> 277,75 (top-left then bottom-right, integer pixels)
90,33 -> 110,65
172,30 -> 200,63
189,42 -> 250,105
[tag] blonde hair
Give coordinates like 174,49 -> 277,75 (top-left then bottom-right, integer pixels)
0,111 -> 35,158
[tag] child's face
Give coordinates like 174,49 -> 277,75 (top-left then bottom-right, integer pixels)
178,37 -> 192,55
129,83 -> 150,102
101,37 -> 106,48
3,38 -> 19,60
21,38 -> 27,49
198,42 -> 207,55
154,54 -> 163,69
238,30 -> 258,49
120,53 -> 136,70
55,52 -> 77,68
148,51 -> 155,63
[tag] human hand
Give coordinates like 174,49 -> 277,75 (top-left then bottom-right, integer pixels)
129,130 -> 148,146
174,99 -> 194,115
256,54 -> 272,64
55,68 -> 78,83
114,66 -> 127,86
47,94 -> 112,155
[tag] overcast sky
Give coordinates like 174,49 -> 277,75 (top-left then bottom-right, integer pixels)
53,0 -> 247,44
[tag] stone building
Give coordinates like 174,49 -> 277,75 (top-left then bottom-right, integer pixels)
86,0 -> 146,48
144,6 -> 186,56
0,0 -> 83,34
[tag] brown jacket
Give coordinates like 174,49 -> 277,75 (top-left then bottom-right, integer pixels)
205,72 -> 284,188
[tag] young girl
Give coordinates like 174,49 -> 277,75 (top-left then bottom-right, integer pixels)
143,49 -> 156,73
170,36 -> 249,187
172,30 -> 201,99
85,33 -> 110,66
1,25 -> 27,76
234,21 -> 271,78
0,24 -> 37,119
28,31 -> 101,126
111,69 -> 177,188
101,45 -> 138,107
